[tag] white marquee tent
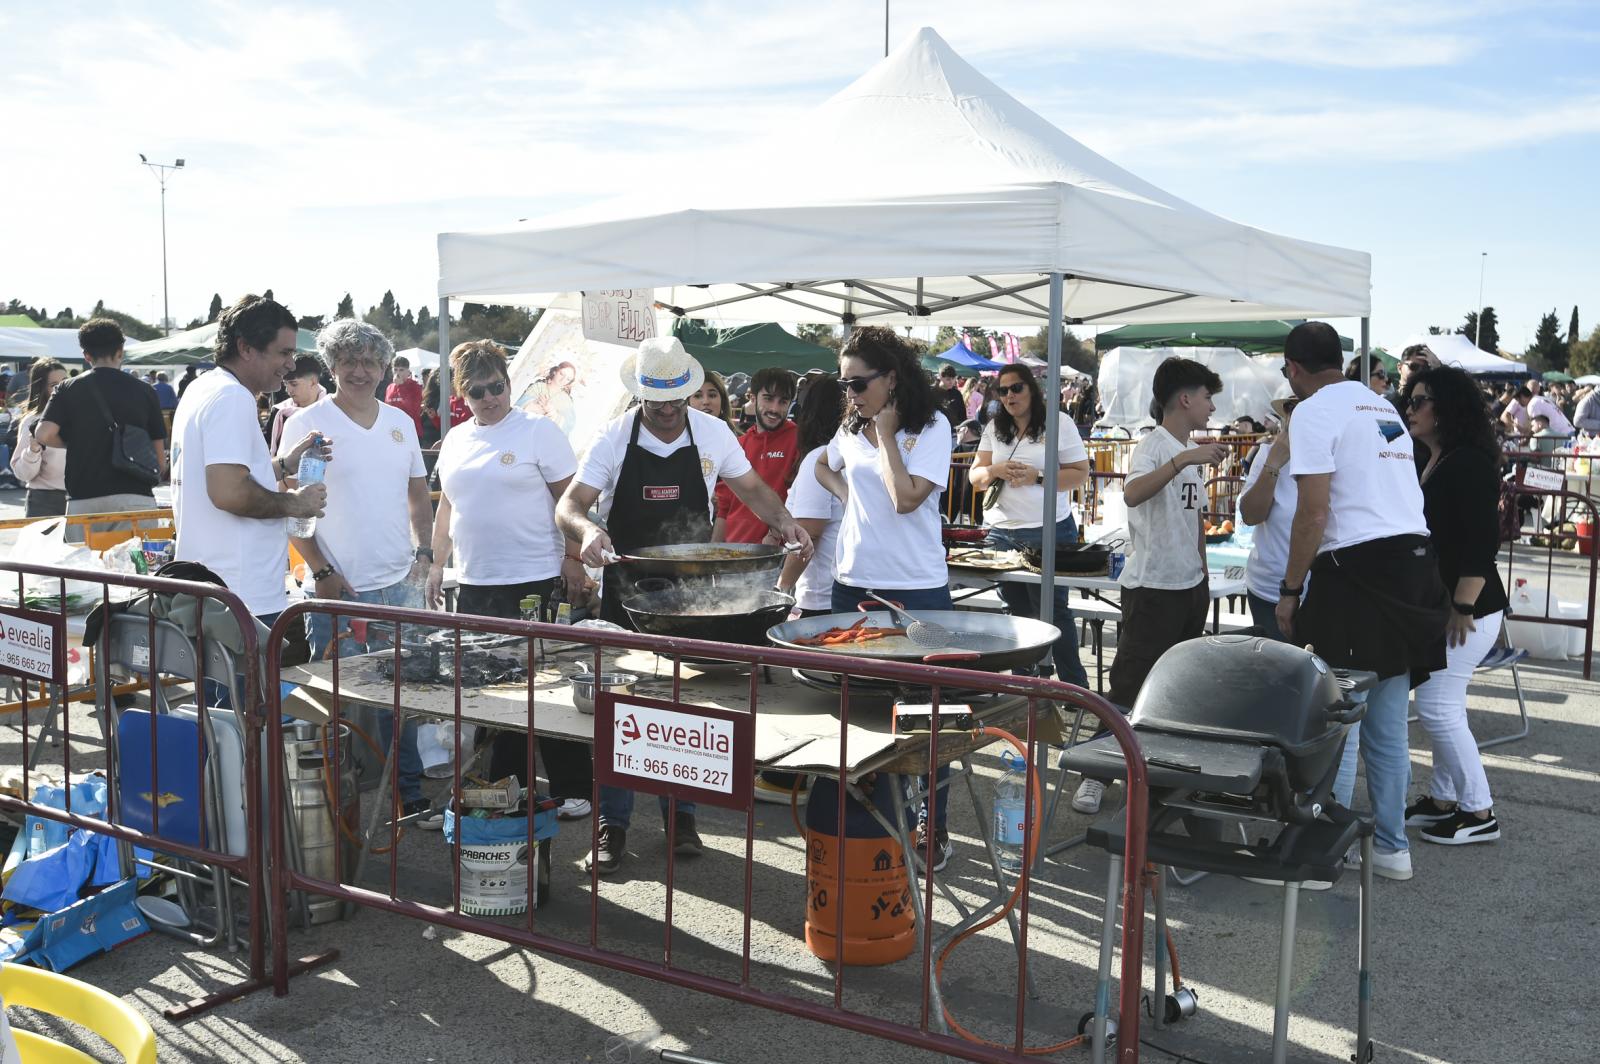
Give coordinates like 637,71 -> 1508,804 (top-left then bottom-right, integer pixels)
1399,332 -> 1526,375
394,347 -> 440,372
0,328 -> 84,363
432,26 -> 1372,626
1097,347 -> 1284,429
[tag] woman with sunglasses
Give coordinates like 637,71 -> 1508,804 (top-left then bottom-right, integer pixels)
968,365 -> 1091,688
426,340 -> 595,820
815,326 -> 956,870
1396,365 -> 1505,846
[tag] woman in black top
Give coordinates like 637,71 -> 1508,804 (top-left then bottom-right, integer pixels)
1400,365 -> 1505,846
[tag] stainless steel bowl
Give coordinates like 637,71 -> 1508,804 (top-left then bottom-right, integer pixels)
570,671 -> 639,715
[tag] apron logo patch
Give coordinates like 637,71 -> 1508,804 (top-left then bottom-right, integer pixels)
644,485 -> 681,501
391,428 -> 404,443
901,435 -> 918,453
500,452 -> 516,465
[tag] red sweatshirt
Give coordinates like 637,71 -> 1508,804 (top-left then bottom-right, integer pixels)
716,420 -> 800,543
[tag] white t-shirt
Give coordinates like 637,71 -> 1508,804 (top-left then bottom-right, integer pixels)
827,412 -> 952,590
1240,455 -> 1298,601
437,409 -> 576,585
1528,394 -> 1573,436
1118,426 -> 1206,591
1287,379 -> 1428,553
785,444 -> 844,611
976,421 -> 1088,528
281,397 -> 426,593
576,407 -> 752,522
171,368 -> 287,617
1502,398 -> 1530,432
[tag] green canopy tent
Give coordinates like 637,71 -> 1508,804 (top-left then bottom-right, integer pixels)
0,315 -> 39,328
1543,370 -> 1575,384
123,321 -> 319,365
671,319 -> 834,377
1095,319 -> 1356,354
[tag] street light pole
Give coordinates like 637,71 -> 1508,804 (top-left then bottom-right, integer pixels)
1474,251 -> 1488,350
139,154 -> 185,336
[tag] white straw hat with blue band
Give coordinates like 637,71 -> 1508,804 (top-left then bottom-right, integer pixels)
618,336 -> 705,401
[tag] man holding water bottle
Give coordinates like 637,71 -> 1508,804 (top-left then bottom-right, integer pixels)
171,294 -> 328,624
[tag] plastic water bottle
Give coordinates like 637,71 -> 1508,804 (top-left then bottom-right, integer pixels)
992,750 -> 1027,874
287,436 -> 326,538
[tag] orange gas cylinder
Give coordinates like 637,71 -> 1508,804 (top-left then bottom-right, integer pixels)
803,774 -> 915,966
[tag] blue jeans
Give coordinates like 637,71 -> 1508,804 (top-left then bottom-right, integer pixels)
985,518 -> 1090,690
832,581 -> 954,830
306,578 -> 425,804
1246,592 -> 1288,642
1332,673 -> 1411,854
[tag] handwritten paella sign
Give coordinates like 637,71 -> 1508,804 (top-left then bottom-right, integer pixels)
0,605 -> 65,684
594,692 -> 753,811
580,290 -> 658,348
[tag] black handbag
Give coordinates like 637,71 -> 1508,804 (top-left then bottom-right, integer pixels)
84,373 -> 161,488
982,436 -> 1022,511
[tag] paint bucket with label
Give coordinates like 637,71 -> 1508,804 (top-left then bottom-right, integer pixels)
803,773 -> 915,966
443,803 -> 557,916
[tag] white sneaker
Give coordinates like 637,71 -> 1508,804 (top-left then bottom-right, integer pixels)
1242,875 -> 1334,892
1072,777 -> 1104,814
557,798 -> 592,820
1344,845 -> 1413,881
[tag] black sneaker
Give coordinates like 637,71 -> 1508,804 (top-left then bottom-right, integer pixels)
585,824 -> 626,874
1421,808 -> 1500,846
669,811 -> 704,856
1405,795 -> 1455,827
930,828 -> 952,873
403,798 -> 443,831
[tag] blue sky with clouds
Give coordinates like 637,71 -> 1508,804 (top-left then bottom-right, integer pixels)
3,1 -> 1597,350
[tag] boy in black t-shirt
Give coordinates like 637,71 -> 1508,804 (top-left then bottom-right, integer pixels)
36,319 -> 168,538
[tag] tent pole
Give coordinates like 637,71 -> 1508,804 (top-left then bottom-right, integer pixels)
438,298 -> 452,437
1039,272 -> 1064,633
1360,317 -> 1370,382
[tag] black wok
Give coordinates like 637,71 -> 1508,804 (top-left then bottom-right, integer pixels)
616,542 -> 789,579
622,587 -> 796,645
766,608 -> 1058,672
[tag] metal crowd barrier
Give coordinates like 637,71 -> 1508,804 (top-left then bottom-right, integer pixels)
0,561 -> 322,1018
1498,470 -> 1600,680
265,600 -> 1153,1063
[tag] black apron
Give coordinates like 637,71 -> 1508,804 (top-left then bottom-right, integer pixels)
599,410 -> 712,628
1299,533 -> 1450,686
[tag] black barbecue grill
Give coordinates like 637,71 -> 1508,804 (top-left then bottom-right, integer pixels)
1060,634 -> 1379,1064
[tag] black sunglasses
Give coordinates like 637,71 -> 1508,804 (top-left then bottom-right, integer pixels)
995,382 -> 1029,396
466,379 -> 507,401
840,369 -> 890,394
1407,394 -> 1432,411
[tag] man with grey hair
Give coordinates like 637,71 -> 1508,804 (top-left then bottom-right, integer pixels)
280,318 -> 435,820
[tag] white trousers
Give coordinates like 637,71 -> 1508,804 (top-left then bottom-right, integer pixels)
1412,610 -> 1501,813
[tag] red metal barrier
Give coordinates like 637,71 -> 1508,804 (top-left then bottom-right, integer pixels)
265,601 -> 1152,1063
1498,471 -> 1599,679
0,561 -> 313,1018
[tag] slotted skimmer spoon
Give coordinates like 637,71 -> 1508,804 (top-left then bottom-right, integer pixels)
867,591 -> 953,649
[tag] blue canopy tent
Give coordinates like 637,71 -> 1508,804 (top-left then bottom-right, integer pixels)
922,339 -> 1002,377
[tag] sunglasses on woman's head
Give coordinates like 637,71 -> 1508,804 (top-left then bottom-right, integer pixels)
995,382 -> 1029,396
466,380 -> 507,400
840,369 -> 889,394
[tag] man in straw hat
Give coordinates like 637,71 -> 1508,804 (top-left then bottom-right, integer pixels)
557,337 -> 813,874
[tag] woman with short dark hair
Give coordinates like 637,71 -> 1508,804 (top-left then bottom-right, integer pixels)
1399,365 -> 1505,846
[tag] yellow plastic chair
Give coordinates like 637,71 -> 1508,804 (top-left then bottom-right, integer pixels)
0,963 -> 157,1063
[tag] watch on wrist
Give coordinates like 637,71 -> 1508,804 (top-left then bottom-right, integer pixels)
1035,471 -> 1044,484
1279,581 -> 1303,598
414,547 -> 435,562
311,565 -> 336,582
1452,601 -> 1476,615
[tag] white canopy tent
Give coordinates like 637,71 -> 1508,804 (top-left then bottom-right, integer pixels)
433,26 -> 1372,630
0,328 -> 84,363
393,347 -> 440,372
1399,332 -> 1525,375
1097,347 -> 1284,429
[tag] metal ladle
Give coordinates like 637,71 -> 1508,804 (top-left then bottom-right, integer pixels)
866,591 -> 953,649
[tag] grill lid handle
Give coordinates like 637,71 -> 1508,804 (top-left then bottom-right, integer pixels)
1325,699 -> 1367,725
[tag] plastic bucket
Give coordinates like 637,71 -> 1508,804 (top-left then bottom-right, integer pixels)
803,774 -> 915,966
1577,517 -> 1596,556
443,804 -> 557,916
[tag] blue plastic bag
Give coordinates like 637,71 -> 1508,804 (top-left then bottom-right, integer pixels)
21,778 -> 108,859
2,832 -> 96,913
442,802 -> 558,846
